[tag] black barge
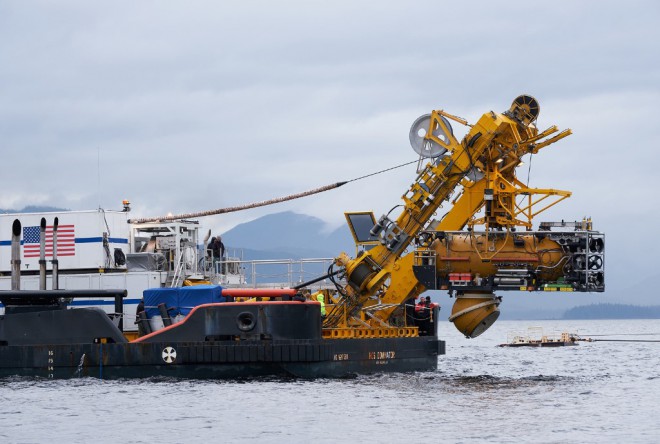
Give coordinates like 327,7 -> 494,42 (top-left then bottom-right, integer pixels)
0,289 -> 444,379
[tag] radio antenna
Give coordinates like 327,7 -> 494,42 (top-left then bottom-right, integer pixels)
97,147 -> 101,209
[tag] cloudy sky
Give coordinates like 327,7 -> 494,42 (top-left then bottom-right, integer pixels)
1,1 -> 658,302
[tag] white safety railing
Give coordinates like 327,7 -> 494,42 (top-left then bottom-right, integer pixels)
222,258 -> 337,289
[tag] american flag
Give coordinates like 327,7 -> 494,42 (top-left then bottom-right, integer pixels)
23,224 -> 76,258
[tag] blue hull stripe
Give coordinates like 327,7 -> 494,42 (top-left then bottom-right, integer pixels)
75,237 -> 129,244
0,237 -> 128,246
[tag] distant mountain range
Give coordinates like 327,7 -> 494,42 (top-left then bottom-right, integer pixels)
222,211 -> 355,259
219,211 -> 356,286
563,304 -> 660,319
0,206 -> 69,214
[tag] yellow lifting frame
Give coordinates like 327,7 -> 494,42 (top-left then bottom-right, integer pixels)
330,97 -> 575,329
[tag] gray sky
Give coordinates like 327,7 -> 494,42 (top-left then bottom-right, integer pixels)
1,1 -> 658,302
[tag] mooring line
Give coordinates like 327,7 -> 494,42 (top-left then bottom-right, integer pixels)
129,159 -> 418,224
583,333 -> 660,337
590,339 -> 660,343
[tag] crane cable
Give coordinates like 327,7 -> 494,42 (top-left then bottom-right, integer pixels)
526,151 -> 534,188
128,159 -> 419,224
346,159 -> 419,183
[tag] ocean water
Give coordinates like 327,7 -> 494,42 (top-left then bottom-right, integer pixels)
0,319 -> 658,444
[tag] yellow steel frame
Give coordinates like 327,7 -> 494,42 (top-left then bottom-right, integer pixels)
322,327 -> 418,339
328,97 -> 574,329
467,172 -> 571,230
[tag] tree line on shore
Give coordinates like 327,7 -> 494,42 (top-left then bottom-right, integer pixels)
563,303 -> 660,319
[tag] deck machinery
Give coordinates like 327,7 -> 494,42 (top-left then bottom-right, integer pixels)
329,95 -> 605,338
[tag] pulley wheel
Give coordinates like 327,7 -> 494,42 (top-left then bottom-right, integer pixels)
409,113 -> 453,158
509,95 -> 540,125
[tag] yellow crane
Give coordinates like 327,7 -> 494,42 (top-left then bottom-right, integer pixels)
325,96 -> 604,338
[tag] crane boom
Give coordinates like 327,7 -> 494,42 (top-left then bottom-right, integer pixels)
326,96 -> 597,335
336,110 -> 509,293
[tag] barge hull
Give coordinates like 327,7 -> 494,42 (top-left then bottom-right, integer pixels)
0,337 -> 444,379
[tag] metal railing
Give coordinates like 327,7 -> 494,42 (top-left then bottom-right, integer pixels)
221,258 -> 338,289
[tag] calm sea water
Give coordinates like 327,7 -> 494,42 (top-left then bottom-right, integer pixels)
1,319 -> 658,444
